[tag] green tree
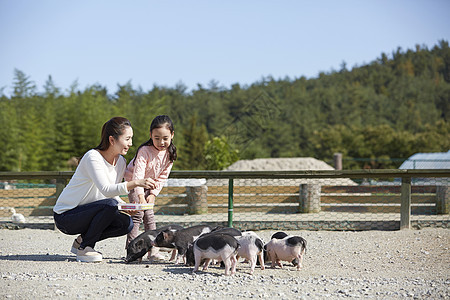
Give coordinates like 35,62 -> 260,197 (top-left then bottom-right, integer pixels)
0,99 -> 20,170
1,40 -> 449,171
204,136 -> 239,170
43,75 -> 61,98
12,69 -> 36,98
16,97 -> 46,171
177,114 -> 208,170
71,85 -> 113,155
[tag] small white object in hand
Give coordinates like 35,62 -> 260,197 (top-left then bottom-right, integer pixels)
118,203 -> 154,210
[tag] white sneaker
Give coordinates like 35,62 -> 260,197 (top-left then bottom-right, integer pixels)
71,235 -> 82,254
148,253 -> 165,262
76,246 -> 102,263
148,247 -> 165,262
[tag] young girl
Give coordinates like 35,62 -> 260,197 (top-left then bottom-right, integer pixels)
124,115 -> 177,257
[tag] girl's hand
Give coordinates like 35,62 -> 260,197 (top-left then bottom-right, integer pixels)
146,194 -> 156,204
138,194 -> 146,205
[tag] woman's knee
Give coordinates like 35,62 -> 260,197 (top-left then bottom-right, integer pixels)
119,212 -> 134,233
102,199 -> 133,234
99,198 -> 120,215
126,216 -> 134,233
102,198 -> 119,207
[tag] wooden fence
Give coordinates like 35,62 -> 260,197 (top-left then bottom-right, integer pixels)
0,170 -> 449,230
148,184 -> 449,215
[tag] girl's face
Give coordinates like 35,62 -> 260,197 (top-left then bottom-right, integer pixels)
110,126 -> 133,156
151,126 -> 174,151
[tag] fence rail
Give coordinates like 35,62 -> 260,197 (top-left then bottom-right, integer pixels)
0,170 -> 449,230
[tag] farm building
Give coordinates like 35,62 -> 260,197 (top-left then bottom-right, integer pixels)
399,150 -> 450,169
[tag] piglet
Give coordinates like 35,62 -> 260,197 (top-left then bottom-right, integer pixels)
235,231 -> 265,274
192,233 -> 240,276
256,231 -> 298,267
186,227 -> 242,266
265,235 -> 307,271
260,231 -> 288,265
125,224 -> 183,263
153,224 -> 212,264
210,226 -> 242,237
271,231 -> 288,239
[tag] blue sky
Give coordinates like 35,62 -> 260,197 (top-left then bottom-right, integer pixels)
1,0 -> 449,96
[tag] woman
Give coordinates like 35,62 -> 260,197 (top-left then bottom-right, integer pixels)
53,117 -> 156,263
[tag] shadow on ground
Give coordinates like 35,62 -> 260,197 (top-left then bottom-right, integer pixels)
0,254 -> 73,262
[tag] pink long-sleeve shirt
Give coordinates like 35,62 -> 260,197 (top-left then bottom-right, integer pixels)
124,145 -> 173,197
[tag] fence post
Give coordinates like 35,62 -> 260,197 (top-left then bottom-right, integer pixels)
333,153 -> 342,170
186,185 -> 208,214
436,186 -> 449,214
299,184 -> 321,213
400,177 -> 411,230
228,178 -> 234,227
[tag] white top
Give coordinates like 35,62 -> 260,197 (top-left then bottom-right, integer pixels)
53,149 -> 129,214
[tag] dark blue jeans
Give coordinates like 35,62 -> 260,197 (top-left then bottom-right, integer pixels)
53,198 -> 133,249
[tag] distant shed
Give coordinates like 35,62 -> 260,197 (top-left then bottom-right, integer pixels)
399,151 -> 450,169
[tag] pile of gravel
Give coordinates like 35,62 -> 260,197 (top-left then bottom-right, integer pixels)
1,227 -> 448,299
207,157 -> 356,186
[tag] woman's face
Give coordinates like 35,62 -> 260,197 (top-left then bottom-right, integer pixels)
151,126 -> 174,151
111,126 -> 133,156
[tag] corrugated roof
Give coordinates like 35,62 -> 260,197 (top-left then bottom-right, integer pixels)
399,150 -> 450,169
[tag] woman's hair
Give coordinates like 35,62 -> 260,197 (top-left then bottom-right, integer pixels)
134,115 -> 177,164
94,117 -> 132,151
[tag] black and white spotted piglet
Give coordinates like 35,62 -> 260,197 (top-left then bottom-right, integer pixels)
235,231 -> 265,274
192,233 -> 240,276
265,235 -> 307,271
186,226 -> 242,267
125,224 -> 183,263
265,231 -> 299,267
152,224 -> 212,264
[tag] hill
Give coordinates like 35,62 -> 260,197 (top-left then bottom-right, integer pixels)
0,41 -> 449,171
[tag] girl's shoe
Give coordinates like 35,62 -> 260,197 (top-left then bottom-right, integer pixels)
148,247 -> 165,262
71,235 -> 82,254
76,246 -> 102,263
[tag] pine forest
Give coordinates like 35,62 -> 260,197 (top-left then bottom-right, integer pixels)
1,41 -> 449,171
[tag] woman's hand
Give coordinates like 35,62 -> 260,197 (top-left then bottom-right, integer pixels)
128,178 -> 156,191
123,210 -> 139,216
138,178 -> 156,189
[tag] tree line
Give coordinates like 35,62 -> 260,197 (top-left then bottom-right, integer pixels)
0,40 -> 449,171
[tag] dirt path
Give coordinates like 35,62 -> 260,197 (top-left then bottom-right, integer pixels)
1,228 -> 449,299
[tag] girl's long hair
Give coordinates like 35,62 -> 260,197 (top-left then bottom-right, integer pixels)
133,115 -> 177,165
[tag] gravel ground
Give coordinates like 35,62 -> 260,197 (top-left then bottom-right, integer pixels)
0,227 -> 449,299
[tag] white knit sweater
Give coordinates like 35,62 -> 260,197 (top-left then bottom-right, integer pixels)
53,149 -> 128,214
